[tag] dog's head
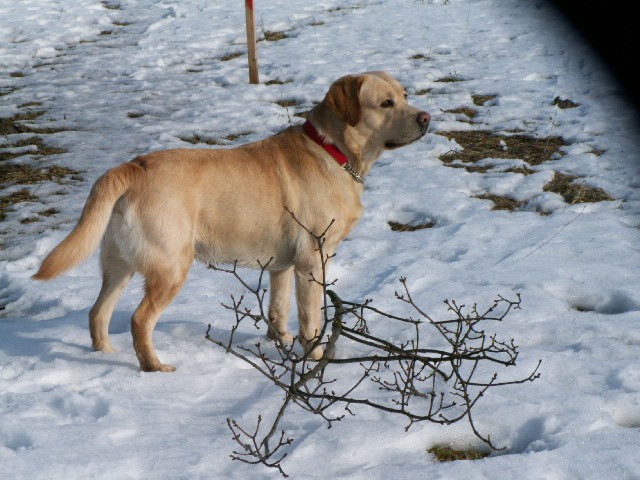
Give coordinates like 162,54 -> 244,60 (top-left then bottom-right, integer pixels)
322,71 -> 431,151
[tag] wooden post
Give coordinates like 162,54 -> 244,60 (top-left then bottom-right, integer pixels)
245,0 -> 259,84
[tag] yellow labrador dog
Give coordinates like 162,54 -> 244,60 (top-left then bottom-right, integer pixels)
34,71 -> 431,372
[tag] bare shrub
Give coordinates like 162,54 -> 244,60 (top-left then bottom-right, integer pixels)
205,212 -> 541,477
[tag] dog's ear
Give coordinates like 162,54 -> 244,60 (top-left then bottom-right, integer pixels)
323,75 -> 365,126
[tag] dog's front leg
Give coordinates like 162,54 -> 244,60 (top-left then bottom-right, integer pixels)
267,267 -> 294,344
294,257 -> 330,361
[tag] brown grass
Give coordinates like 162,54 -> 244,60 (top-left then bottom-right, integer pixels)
435,75 -> 465,83
263,31 -> 287,42
0,188 -> 38,221
327,4 -> 365,12
446,162 -> 492,173
0,87 -> 17,97
39,207 -> 59,217
472,94 -> 497,106
0,137 -> 67,161
1,113 -> 68,135
388,220 -> 435,232
428,446 -> 489,462
1,117 -> 28,135
223,132 -> 251,142
101,1 -> 121,10
543,172 -> 614,204
475,193 -> 526,211
275,99 -> 300,108
265,79 -> 292,85
0,163 -> 80,185
439,130 -> 565,166
18,102 -> 43,108
179,132 -> 251,145
220,52 -> 243,62
444,106 -> 477,119
179,134 -> 223,146
552,96 -> 579,109
503,165 -> 535,176
19,207 -> 59,224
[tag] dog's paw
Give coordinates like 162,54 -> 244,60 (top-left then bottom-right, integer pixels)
141,363 -> 177,373
306,344 -> 325,361
267,328 -> 294,344
92,342 -> 117,353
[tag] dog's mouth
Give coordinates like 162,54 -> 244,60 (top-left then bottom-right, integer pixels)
384,129 -> 428,150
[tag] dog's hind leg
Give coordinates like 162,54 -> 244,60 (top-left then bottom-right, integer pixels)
267,267 -> 294,344
131,252 -> 192,372
89,241 -> 133,353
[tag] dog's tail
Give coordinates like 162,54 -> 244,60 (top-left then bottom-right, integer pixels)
33,161 -> 144,281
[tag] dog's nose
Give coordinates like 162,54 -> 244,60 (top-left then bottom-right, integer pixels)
417,111 -> 431,125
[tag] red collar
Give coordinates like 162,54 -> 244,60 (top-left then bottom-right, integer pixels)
303,121 -> 349,167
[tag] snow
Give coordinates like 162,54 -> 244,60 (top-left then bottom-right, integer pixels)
2,0 -> 640,478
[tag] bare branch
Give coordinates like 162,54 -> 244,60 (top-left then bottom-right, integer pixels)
204,210 -> 541,476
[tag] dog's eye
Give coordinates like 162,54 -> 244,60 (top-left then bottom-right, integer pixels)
380,99 -> 395,108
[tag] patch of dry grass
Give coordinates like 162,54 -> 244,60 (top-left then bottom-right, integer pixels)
439,130 -> 565,166
262,31 -> 287,42
444,106 -> 477,119
552,96 -> 579,109
388,220 -> 435,232
39,207 -> 59,217
20,207 -> 59,225
0,137 -> 67,161
1,113 -> 67,135
327,4 -> 365,12
179,132 -> 251,145
435,75 -> 465,83
220,52 -> 243,62
179,134 -> 224,146
275,99 -> 300,108
446,162 -> 492,173
0,188 -> 38,221
475,193 -> 526,211
0,163 -> 81,185
223,132 -> 252,142
544,172 -> 614,204
471,94 -> 497,106
503,165 -> 535,175
428,446 -> 489,462
101,1 -> 121,10
265,79 -> 292,85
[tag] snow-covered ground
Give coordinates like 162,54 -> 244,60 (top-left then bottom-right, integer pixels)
2,0 -> 640,478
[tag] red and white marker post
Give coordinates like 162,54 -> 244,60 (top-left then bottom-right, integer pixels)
245,0 -> 259,84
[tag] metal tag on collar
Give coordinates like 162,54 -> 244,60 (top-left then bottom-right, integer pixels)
343,163 -> 364,184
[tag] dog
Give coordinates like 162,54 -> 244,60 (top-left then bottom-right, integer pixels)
33,71 -> 431,372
